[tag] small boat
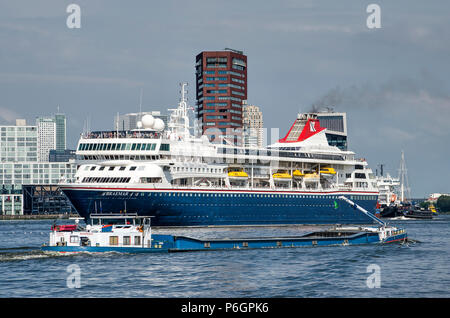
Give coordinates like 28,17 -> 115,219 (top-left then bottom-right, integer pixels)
319,167 -> 336,175
403,205 -> 435,220
227,167 -> 248,179
41,197 -> 408,254
272,171 -> 292,180
292,170 -> 304,178
303,173 -> 319,182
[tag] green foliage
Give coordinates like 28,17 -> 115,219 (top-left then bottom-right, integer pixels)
436,195 -> 450,212
419,201 -> 431,209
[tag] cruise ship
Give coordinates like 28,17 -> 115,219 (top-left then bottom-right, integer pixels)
60,84 -> 379,226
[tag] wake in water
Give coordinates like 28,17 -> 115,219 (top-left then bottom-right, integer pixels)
0,246 -> 73,262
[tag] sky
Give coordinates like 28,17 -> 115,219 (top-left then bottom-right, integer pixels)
0,0 -> 449,197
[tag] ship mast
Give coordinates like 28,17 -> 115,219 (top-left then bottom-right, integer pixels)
398,150 -> 411,203
168,82 -> 191,140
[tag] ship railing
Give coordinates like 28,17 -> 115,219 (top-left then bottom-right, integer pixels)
81,130 -> 161,140
158,184 -> 347,192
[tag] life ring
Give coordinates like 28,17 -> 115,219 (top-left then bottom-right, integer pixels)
390,194 -> 397,202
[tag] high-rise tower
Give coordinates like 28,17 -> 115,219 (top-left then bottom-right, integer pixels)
195,49 -> 247,144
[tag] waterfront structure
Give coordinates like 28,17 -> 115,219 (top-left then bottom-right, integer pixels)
22,184 -> 75,215
0,120 -> 38,162
0,161 -> 76,215
60,84 -> 379,226
0,186 -> 23,216
195,49 -> 247,145
0,116 -> 75,215
49,149 -> 76,162
116,111 -> 168,131
242,102 -> 263,148
315,112 -> 348,151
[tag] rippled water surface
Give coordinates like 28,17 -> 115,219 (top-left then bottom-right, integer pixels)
1,215 -> 449,297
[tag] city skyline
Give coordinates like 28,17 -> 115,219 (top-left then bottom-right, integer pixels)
0,1 -> 449,197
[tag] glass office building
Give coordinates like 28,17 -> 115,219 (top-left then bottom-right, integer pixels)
0,122 -> 38,162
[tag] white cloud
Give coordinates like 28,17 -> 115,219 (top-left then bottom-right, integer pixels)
0,107 -> 22,123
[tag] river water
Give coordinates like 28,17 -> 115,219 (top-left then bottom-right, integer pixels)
0,215 -> 449,298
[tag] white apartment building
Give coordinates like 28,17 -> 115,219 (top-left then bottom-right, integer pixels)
36,117 -> 56,162
243,104 -> 263,147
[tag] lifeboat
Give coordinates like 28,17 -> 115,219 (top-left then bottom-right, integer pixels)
272,172 -> 292,180
228,168 -> 248,179
292,170 -> 304,178
303,173 -> 319,181
319,167 -> 336,175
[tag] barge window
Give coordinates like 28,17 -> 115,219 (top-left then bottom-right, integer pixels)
130,166 -> 137,171
109,236 -> 119,246
134,236 -> 141,246
70,236 -> 79,243
123,236 -> 131,245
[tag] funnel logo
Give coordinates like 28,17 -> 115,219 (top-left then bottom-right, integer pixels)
310,121 -> 316,132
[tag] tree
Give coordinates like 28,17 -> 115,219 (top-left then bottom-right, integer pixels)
436,195 -> 450,212
419,201 -> 431,209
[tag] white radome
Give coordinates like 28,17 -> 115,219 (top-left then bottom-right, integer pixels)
141,114 -> 155,129
153,118 -> 165,131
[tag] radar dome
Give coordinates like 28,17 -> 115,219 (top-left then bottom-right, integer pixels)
153,118 -> 165,131
141,114 -> 155,129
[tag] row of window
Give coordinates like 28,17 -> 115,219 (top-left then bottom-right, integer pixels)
82,177 -> 131,183
202,70 -> 245,78
148,192 -> 377,201
206,89 -> 228,94
80,155 -> 161,161
217,148 -> 345,161
232,90 -> 245,96
205,103 -> 228,107
78,143 -> 170,152
206,77 -> 227,81
85,165 -> 141,171
108,235 -> 141,246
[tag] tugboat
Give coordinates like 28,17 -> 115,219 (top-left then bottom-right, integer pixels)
402,203 -> 437,220
41,197 -> 408,254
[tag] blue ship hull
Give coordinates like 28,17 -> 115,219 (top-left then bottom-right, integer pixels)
41,231 -> 407,254
62,187 -> 379,226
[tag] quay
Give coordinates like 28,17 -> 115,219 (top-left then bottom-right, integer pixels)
0,213 -> 79,221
